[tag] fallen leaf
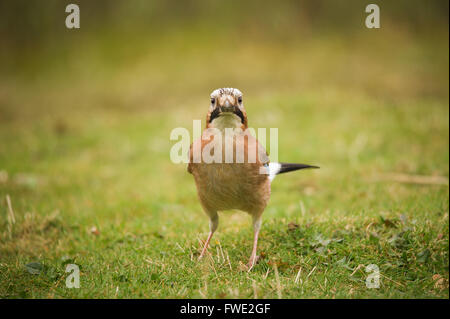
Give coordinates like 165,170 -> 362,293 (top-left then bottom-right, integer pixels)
25,262 -> 43,275
379,216 -> 397,228
268,259 -> 289,270
434,278 -> 447,290
432,274 -> 441,281
90,226 -> 100,235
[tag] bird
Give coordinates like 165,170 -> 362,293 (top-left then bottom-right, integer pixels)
188,88 -> 318,270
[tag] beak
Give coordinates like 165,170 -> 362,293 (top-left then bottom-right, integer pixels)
217,95 -> 237,112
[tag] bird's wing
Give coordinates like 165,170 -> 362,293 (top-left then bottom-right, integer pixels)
242,132 -> 270,166
188,131 -> 269,173
187,134 -> 215,174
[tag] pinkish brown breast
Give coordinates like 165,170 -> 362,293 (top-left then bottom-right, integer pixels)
189,130 -> 271,215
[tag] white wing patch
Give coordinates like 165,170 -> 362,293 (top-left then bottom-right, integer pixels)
268,162 -> 281,182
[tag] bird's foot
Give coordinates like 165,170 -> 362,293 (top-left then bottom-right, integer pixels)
241,256 -> 259,272
197,251 -> 207,261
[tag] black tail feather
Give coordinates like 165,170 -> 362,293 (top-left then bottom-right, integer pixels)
278,162 -> 320,175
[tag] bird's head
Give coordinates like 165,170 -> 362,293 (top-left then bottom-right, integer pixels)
207,88 -> 248,130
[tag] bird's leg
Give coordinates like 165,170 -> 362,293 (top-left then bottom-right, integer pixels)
198,213 -> 218,260
247,216 -> 262,271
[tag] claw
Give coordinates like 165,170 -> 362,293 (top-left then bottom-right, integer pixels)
246,255 -> 260,271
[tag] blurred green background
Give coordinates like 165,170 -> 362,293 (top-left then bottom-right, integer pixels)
0,0 -> 448,121
0,0 -> 448,298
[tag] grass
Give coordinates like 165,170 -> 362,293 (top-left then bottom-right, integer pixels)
0,8 -> 448,298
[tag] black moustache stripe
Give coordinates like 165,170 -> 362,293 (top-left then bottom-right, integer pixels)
234,108 -> 245,124
209,108 -> 221,122
209,107 -> 245,124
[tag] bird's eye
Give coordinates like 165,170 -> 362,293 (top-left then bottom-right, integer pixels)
238,96 -> 243,104
211,98 -> 215,105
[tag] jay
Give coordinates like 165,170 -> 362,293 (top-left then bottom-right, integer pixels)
188,88 -> 318,270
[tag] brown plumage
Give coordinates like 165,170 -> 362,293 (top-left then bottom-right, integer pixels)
188,88 -> 318,270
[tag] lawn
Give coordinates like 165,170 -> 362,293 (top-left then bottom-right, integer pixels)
0,1 -> 449,299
